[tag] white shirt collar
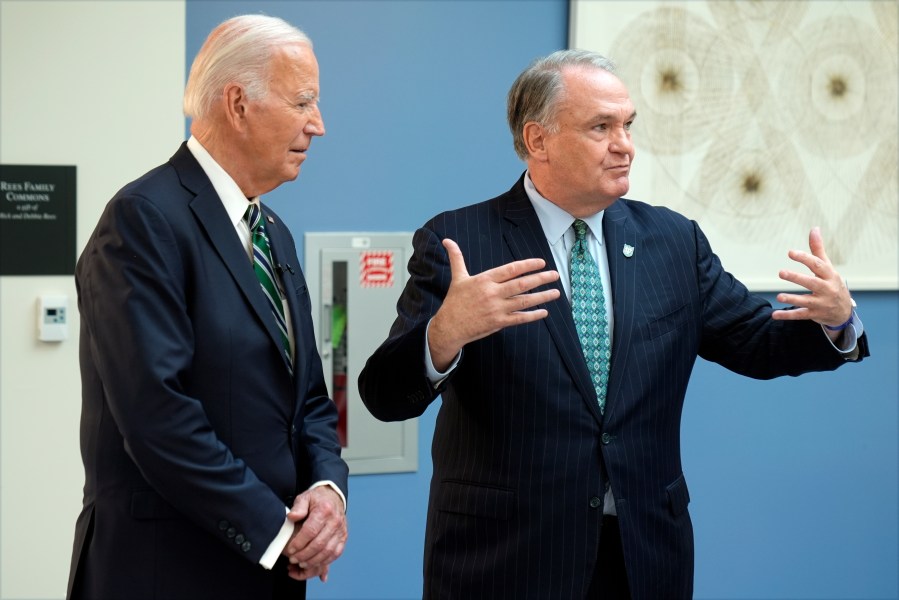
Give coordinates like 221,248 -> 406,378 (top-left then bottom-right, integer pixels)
186,135 -> 256,225
523,172 -> 605,243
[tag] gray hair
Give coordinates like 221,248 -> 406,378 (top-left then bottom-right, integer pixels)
183,14 -> 312,120
507,49 -> 617,160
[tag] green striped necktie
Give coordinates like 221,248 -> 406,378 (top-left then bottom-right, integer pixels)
245,203 -> 292,371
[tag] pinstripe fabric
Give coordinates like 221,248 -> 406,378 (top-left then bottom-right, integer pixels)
359,175 -> 867,600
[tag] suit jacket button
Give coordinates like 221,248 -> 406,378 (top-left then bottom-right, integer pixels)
226,527 -> 237,539
218,520 -> 230,531
601,433 -> 612,445
241,541 -> 252,553
235,533 -> 246,545
589,496 -> 602,509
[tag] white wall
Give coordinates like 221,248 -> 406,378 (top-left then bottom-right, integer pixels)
0,2 -> 185,597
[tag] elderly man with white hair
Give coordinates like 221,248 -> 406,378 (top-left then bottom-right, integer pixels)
68,15 -> 347,599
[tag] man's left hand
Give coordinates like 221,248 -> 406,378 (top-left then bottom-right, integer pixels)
771,227 -> 852,338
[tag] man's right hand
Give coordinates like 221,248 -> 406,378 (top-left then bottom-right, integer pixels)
427,238 -> 560,371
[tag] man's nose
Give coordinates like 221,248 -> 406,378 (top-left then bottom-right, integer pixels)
306,105 -> 325,136
609,127 -> 632,154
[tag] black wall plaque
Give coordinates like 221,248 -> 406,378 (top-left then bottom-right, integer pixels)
0,165 -> 76,275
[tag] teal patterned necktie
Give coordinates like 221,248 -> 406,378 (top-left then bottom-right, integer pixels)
245,204 -> 292,370
569,219 -> 611,412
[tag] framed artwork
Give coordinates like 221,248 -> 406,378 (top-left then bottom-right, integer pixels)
570,0 -> 897,290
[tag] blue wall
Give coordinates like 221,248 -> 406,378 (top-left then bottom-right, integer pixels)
187,2 -> 898,598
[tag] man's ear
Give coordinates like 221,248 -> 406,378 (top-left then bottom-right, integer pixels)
523,121 -> 548,161
222,83 -> 249,130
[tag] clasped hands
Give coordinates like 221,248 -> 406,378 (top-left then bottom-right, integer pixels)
282,485 -> 347,582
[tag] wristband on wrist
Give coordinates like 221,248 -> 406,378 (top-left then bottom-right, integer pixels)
823,298 -> 857,332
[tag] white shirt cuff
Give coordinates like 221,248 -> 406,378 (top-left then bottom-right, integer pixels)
308,480 -> 347,512
822,309 -> 864,354
259,508 -> 293,570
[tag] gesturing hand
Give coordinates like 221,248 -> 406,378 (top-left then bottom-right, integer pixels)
428,238 -> 561,371
771,227 -> 853,337
282,486 -> 347,582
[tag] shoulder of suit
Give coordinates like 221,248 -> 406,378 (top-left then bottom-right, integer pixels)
422,187 -> 511,232
110,160 -> 183,207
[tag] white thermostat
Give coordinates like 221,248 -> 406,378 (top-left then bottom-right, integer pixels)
38,294 -> 68,342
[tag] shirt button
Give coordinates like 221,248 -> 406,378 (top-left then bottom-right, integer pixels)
589,496 -> 602,509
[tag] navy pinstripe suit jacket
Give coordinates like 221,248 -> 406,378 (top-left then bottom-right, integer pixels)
359,175 -> 867,599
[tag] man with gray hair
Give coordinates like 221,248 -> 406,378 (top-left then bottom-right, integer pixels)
360,49 -> 867,599
68,15 -> 347,599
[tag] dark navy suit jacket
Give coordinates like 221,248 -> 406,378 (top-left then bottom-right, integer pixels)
68,143 -> 348,599
359,175 -> 868,599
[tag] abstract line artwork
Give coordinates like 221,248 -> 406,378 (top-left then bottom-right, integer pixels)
571,0 -> 897,289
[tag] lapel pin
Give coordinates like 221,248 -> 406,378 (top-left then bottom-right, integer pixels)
622,244 -> 635,258
266,215 -> 274,224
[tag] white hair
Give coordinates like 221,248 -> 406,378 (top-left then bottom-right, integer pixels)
183,14 -> 312,120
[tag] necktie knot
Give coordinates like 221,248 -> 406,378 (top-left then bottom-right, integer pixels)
245,203 -> 262,232
573,219 -> 589,242
572,219 -> 590,260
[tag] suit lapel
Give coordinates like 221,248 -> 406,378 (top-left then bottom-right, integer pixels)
170,145 -> 291,373
602,200 -> 637,419
500,179 -> 603,425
